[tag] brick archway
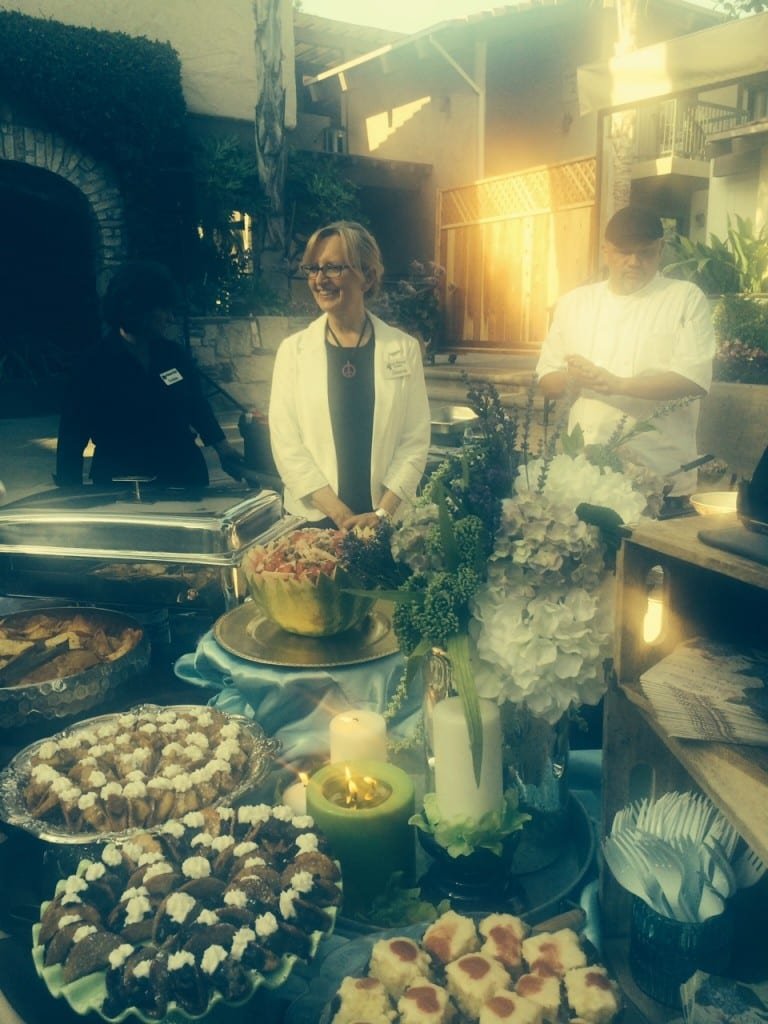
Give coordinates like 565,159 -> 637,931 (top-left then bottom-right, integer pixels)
0,108 -> 126,288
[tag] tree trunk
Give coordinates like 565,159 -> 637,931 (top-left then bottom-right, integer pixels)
253,0 -> 287,294
606,0 -> 639,218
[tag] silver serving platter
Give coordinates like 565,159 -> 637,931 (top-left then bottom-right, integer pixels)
0,606 -> 150,730
0,703 -> 280,846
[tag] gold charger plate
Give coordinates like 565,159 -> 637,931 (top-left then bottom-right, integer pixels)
214,599 -> 399,668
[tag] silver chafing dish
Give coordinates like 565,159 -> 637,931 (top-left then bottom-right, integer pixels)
0,485 -> 286,616
430,404 -> 479,446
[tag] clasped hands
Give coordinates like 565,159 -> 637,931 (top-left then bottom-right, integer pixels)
337,510 -> 383,531
565,355 -> 624,395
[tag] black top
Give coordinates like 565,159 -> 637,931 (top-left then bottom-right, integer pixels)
326,335 -> 375,514
55,333 -> 226,487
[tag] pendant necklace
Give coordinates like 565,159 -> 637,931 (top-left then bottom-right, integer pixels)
327,316 -> 369,379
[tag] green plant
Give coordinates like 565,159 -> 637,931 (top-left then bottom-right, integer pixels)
711,294 -> 768,383
371,260 -> 445,348
284,152 -> 365,256
193,137 -> 264,251
713,294 -> 768,350
0,11 -> 193,275
187,136 -> 268,315
663,216 -> 768,294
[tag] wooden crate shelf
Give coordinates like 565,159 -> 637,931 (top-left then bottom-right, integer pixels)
601,514 -> 768,1021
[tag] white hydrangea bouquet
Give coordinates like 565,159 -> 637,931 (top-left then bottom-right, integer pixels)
342,380 -> 665,774
469,449 -> 650,724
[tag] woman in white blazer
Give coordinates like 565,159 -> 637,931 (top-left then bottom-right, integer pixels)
269,222 -> 431,530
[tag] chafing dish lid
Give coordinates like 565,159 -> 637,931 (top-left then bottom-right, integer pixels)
0,486 -> 282,564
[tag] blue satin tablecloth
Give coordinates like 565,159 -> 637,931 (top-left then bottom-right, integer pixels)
174,631 -> 422,765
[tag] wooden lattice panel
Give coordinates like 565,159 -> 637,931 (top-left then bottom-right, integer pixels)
439,156 -> 597,348
440,157 -> 596,227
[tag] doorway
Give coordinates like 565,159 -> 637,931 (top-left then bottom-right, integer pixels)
0,161 -> 100,413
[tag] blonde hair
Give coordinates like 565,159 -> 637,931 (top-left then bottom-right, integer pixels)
302,221 -> 384,297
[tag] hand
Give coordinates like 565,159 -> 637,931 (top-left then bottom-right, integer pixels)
566,355 -> 623,395
241,467 -> 261,490
214,441 -> 246,481
341,511 -> 384,531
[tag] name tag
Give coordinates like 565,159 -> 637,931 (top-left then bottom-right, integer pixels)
160,368 -> 183,385
384,347 -> 409,378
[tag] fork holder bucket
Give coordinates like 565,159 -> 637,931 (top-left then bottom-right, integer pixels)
629,896 -> 734,1008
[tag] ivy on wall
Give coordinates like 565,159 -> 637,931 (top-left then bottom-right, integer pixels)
0,10 -> 195,273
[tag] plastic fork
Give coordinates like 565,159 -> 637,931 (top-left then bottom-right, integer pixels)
605,831 -> 677,919
708,814 -> 739,859
697,880 -> 725,921
733,846 -> 767,889
634,832 -> 697,922
701,835 -> 737,899
603,834 -> 668,916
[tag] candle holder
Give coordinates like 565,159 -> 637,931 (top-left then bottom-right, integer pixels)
417,829 -> 524,914
306,759 -> 415,916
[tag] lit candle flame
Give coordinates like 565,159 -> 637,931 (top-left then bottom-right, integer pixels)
341,766 -> 380,807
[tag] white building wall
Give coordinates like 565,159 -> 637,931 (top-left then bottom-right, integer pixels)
758,148 -> 768,232
707,155 -> 762,239
344,81 -> 480,192
0,0 -> 296,123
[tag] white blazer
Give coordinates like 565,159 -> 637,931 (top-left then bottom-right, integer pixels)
269,313 -> 431,520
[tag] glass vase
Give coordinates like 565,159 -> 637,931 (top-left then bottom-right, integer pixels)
422,647 -> 453,791
500,701 -> 570,874
422,650 -> 571,875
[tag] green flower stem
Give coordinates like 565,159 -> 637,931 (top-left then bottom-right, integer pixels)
446,632 -> 482,786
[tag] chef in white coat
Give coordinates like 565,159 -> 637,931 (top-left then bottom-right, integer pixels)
269,221 -> 431,530
537,206 -> 715,497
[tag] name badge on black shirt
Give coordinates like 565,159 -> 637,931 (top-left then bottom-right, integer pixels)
160,368 -> 183,385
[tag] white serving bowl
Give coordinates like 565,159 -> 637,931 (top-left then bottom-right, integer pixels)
690,491 -> 738,516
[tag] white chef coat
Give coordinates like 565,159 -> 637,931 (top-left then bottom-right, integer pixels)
536,275 -> 715,494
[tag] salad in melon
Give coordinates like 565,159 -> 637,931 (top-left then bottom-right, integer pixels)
243,528 -> 374,636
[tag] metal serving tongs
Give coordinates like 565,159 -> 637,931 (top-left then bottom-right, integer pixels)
659,454 -> 716,519
662,454 -> 716,498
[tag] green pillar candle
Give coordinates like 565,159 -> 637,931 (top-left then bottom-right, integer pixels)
306,759 -> 415,915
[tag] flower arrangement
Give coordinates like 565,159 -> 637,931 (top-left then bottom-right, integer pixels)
342,380 -> 663,778
470,448 -> 648,723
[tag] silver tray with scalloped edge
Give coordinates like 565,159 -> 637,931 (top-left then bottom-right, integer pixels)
0,606 -> 150,730
0,703 -> 280,847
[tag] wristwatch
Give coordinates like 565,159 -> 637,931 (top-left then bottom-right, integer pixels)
374,507 -> 390,520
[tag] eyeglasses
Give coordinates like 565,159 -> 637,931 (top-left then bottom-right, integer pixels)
299,263 -> 350,279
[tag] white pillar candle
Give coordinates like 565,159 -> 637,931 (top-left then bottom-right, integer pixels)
329,709 -> 387,764
282,779 -> 308,815
432,696 -> 503,821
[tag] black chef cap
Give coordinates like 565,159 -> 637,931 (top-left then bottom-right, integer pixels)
604,206 -> 663,247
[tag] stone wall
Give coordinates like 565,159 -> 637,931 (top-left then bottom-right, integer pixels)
187,315 -> 312,412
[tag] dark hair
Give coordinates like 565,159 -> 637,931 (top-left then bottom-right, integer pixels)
604,206 -> 663,247
102,260 -> 178,334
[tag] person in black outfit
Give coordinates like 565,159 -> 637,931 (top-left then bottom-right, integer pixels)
55,261 -> 245,488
